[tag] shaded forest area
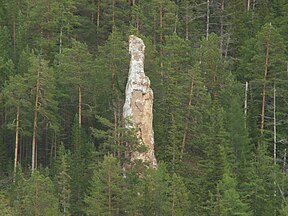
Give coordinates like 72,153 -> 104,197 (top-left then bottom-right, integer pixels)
1,0 -> 288,215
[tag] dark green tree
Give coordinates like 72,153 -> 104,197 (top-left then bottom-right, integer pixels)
13,171 -> 59,216
84,155 -> 124,216
54,144 -> 71,215
218,172 -> 251,216
69,118 -> 95,215
56,39 -> 95,146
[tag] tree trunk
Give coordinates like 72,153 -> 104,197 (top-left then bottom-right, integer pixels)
47,0 -> 51,44
78,85 -> 82,127
13,20 -> 16,57
273,83 -> 278,215
44,122 -> 49,164
32,67 -> 40,172
244,81 -> 248,127
112,0 -> 115,27
283,148 -> 286,174
108,171 -> 112,216
206,0 -> 210,39
180,78 -> 194,159
252,0 -> 256,17
185,0 -> 189,41
273,83 -> 276,165
220,0 -> 225,57
160,0 -> 164,70
247,0 -> 251,11
97,0 -> 101,28
113,108 -> 118,157
174,0 -> 179,33
117,108 -> 121,159
59,26 -> 63,54
13,107 -> 20,182
111,64 -> 118,157
26,0 -> 30,18
91,0 -> 95,22
260,42 -> 269,133
153,12 -> 157,45
224,33 -> 230,61
18,0 -> 22,13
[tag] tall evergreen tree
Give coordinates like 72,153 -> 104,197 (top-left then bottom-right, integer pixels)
69,118 -> 95,215
13,171 -> 59,215
54,144 -> 71,215
26,54 -> 58,171
84,155 -> 124,216
56,39 -> 94,145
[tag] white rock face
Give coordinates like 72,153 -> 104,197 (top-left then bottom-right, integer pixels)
123,35 -> 157,167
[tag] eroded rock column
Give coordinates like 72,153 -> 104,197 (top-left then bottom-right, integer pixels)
123,35 -> 157,167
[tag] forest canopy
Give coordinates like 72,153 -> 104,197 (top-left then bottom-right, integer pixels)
0,0 -> 288,215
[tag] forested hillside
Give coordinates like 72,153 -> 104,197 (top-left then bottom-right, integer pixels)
1,0 -> 288,215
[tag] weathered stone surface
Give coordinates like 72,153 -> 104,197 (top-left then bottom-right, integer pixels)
123,35 -> 157,167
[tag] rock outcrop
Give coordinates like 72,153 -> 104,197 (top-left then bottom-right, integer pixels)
123,35 -> 157,167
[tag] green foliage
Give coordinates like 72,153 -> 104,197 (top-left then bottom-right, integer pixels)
84,155 -> 124,215
218,173 -> 251,216
138,164 -> 170,215
54,144 -> 71,215
95,28 -> 128,118
249,143 -> 282,216
56,39 -> 94,95
155,33 -> 191,168
0,1 -> 288,215
169,173 -> 190,215
69,119 -> 95,215
200,33 -> 226,100
13,171 -> 59,216
0,191 -> 15,216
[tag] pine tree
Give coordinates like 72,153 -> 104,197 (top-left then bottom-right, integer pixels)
54,144 -> 71,215
169,173 -> 190,216
95,29 -> 129,159
84,155 -> 124,216
56,39 -> 94,128
13,171 -> 59,215
218,173 -> 251,216
200,33 -> 226,101
3,74 -> 32,178
25,0 -> 77,61
26,54 -> 58,171
155,33 -> 191,170
0,26 -> 14,176
139,164 -> 170,215
69,118 -> 95,215
237,23 -> 287,158
249,143 -> 282,216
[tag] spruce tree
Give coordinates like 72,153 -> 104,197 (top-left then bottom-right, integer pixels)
169,173 -> 190,216
155,33 -> 191,171
218,173 -> 251,216
54,144 -> 71,215
13,171 -> 59,215
69,118 -> 95,215
84,155 -> 124,216
55,39 -> 94,146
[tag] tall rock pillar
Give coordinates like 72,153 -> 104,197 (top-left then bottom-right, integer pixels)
123,35 -> 157,167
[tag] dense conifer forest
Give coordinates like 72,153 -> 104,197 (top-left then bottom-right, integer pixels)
1,0 -> 288,215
